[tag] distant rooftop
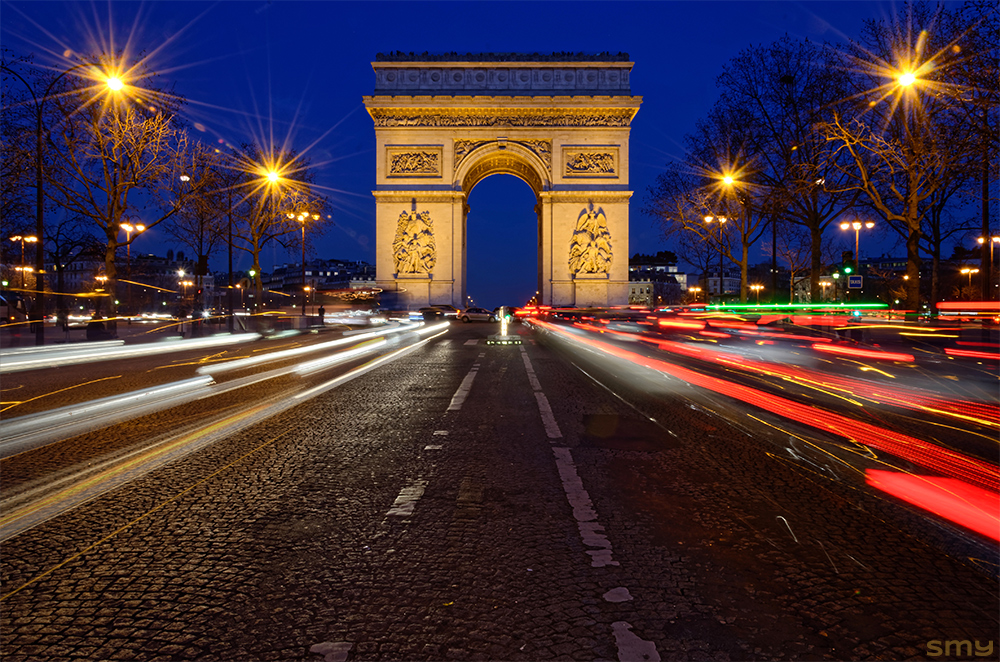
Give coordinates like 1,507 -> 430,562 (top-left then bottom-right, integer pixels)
375,51 -> 631,62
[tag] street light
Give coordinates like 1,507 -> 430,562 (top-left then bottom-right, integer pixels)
288,210 -> 320,315
840,221 -> 875,272
978,235 -> 1000,268
750,284 -> 763,304
1,58 -> 127,345
9,235 -> 38,287
121,222 -> 145,313
960,268 -> 980,289
704,215 -> 728,301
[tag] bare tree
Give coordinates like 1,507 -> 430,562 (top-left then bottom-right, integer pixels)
0,50 -> 36,240
714,36 -> 862,302
771,220 -> 813,303
225,143 -> 331,312
45,213 -> 104,325
43,53 -> 201,326
820,4 -> 980,312
163,145 -> 230,313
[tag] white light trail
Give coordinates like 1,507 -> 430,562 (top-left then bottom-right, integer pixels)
0,334 -> 261,374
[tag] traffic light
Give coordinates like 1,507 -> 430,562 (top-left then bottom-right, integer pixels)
842,250 -> 854,274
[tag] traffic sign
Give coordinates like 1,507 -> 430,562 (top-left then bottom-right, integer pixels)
848,275 -> 863,289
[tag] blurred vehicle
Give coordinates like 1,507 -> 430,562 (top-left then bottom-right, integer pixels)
1,290 -> 30,324
430,304 -> 460,318
459,307 -> 497,323
410,307 -> 445,321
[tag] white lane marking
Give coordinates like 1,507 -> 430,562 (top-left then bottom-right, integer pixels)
464,339 -> 479,345
534,392 -> 563,439
310,641 -> 352,662
447,365 -> 479,411
386,478 -> 428,517
612,622 -> 660,662
521,348 -> 542,391
433,430 -> 449,436
424,445 -> 443,450
522,344 -> 654,661
604,587 -> 633,603
478,352 -> 486,358
552,447 -> 618,567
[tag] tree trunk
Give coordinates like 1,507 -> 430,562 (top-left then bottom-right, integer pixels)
810,224 -> 823,303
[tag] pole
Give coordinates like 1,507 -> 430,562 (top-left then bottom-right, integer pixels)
301,222 -> 306,315
227,191 -> 234,332
854,228 -> 861,273
718,248 -> 723,302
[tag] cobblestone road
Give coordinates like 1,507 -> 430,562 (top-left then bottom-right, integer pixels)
1,323 -> 996,661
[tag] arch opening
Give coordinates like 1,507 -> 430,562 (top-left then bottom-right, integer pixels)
465,174 -> 540,310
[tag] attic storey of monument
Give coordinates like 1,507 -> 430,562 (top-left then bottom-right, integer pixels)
364,54 -> 641,309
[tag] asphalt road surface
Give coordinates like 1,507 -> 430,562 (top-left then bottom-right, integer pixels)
1,320 -> 997,661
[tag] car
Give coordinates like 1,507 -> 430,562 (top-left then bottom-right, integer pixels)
430,304 -> 460,318
410,307 -> 445,321
459,307 -> 497,323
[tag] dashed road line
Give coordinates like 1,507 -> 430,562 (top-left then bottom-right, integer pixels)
386,478 -> 427,517
447,364 -> 479,411
519,343 -> 659,662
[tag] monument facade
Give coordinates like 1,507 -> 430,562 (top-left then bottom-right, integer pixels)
364,53 -> 641,308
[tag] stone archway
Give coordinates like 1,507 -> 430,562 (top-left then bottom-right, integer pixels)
364,53 -> 641,308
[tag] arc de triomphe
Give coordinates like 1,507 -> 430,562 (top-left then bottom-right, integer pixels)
363,53 -> 641,308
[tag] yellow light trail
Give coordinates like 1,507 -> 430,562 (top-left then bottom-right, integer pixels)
0,375 -> 121,415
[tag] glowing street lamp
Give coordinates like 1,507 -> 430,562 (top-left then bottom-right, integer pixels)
960,267 -> 980,289
840,220 -> 875,271
750,284 -> 764,304
9,235 -> 38,287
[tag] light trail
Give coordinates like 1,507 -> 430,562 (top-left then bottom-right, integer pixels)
0,325 -> 447,543
0,333 -> 261,374
536,320 -> 999,492
196,321 -> 419,375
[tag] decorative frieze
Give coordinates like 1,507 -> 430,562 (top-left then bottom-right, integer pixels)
392,211 -> 436,274
569,205 -> 613,275
370,109 -> 635,128
386,145 -> 443,177
563,146 -> 619,178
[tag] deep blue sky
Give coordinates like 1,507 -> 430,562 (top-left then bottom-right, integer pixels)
2,1 -> 910,308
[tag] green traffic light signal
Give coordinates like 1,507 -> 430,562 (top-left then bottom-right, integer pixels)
843,265 -> 853,274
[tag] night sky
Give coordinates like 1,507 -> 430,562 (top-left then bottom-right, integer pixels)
2,1 -> 909,309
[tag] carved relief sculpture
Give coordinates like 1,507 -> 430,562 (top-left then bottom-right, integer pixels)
565,151 -> 616,176
568,205 -> 613,275
389,151 -> 440,175
392,211 -> 437,275
453,139 -> 552,173
453,140 -> 491,171
519,140 -> 552,169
